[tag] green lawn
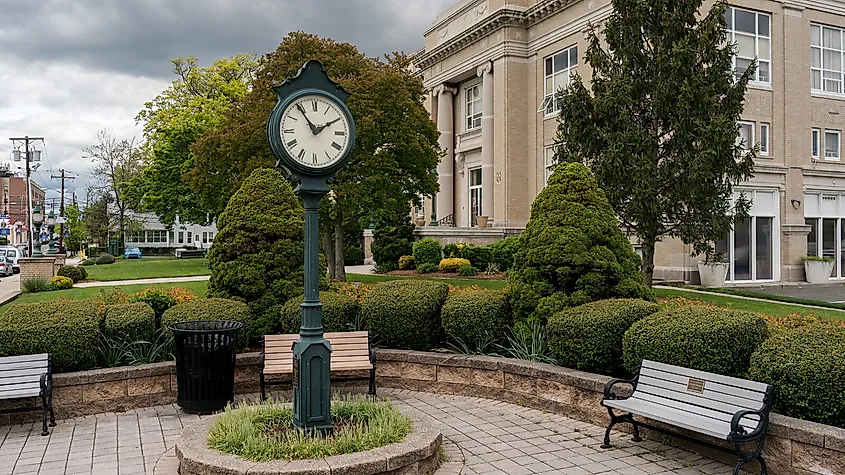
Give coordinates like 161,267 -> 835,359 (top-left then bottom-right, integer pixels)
84,258 -> 210,281
653,287 -> 845,321
346,273 -> 508,290
2,281 -> 209,312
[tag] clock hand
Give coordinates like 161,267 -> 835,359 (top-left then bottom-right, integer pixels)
315,118 -> 342,135
296,104 -> 318,134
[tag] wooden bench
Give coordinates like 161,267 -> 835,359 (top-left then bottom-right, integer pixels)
259,331 -> 376,400
601,360 -> 773,475
0,354 -> 56,436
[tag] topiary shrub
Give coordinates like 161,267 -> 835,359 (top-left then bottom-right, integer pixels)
371,215 -> 414,269
442,243 -> 461,259
96,253 -> 116,265
161,298 -> 251,349
412,238 -> 442,267
279,292 -> 360,334
207,168 -> 320,343
129,288 -> 177,327
57,265 -> 88,283
457,265 -> 478,276
622,305 -> 768,377
416,263 -> 438,274
460,244 -> 492,270
0,300 -> 100,372
398,255 -> 415,270
361,280 -> 449,350
80,259 -> 96,266
440,258 -> 471,273
104,302 -> 156,341
749,324 -> 845,427
442,289 -> 509,346
548,299 -> 659,374
49,276 -> 73,290
490,236 -> 522,272
508,163 -> 652,323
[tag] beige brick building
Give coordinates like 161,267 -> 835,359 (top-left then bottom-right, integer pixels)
413,0 -> 845,283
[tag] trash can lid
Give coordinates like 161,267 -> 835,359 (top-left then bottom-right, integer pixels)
168,320 -> 244,333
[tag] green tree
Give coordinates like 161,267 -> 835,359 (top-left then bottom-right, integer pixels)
554,0 -> 756,286
191,32 -> 440,281
129,55 -> 258,227
82,191 -> 112,246
508,163 -> 652,324
62,203 -> 84,252
207,168 -> 324,341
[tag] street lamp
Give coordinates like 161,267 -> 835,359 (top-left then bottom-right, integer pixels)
31,205 -> 43,257
46,211 -> 57,255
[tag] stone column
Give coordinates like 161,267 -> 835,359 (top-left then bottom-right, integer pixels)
477,62 -> 494,225
434,85 -> 457,223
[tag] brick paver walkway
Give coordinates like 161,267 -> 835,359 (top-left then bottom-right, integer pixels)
0,390 -> 734,475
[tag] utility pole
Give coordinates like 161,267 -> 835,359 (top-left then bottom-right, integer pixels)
9,136 -> 44,257
51,169 -> 75,253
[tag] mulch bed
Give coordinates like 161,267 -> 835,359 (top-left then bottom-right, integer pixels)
386,270 -> 507,280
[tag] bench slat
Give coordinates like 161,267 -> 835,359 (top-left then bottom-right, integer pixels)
639,367 -> 766,405
642,360 -> 769,394
0,382 -> 42,399
637,374 -> 765,413
605,398 -> 733,440
629,392 -> 758,433
636,381 -> 763,419
0,363 -> 49,375
264,362 -> 372,375
0,354 -> 48,365
0,375 -> 44,388
0,368 -> 47,380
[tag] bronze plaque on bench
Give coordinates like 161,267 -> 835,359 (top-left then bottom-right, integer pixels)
687,378 -> 706,394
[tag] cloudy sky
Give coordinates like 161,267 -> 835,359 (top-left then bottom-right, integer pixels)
0,0 -> 453,208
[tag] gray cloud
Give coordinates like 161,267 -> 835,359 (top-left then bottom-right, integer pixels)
0,0 -> 452,206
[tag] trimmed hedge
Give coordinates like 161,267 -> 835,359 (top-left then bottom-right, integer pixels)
490,236 -> 521,272
398,255 -> 415,270
280,292 -> 360,334
440,258 -> 471,273
161,298 -> 251,348
749,324 -> 845,427
129,289 -> 177,326
548,299 -> 659,374
96,253 -> 116,265
361,280 -> 449,350
416,263 -> 438,274
442,289 -> 509,345
57,265 -> 88,283
460,244 -> 492,270
50,276 -> 73,290
0,300 -> 100,372
622,305 -> 768,377
80,259 -> 96,266
104,302 -> 156,341
412,238 -> 442,267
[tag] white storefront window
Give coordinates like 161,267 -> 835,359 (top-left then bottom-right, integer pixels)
715,189 -> 779,282
804,192 -> 845,279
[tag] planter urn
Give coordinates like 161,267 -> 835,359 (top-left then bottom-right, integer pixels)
415,217 -> 426,227
804,259 -> 834,283
476,216 -> 489,228
697,262 -> 730,287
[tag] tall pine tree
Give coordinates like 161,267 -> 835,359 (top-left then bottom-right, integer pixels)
555,0 -> 756,285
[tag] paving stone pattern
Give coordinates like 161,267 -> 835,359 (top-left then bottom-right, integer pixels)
0,390 -> 734,474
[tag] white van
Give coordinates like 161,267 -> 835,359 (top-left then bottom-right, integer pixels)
2,247 -> 21,274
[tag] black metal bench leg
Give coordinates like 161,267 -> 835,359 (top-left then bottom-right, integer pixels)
368,368 -> 376,398
259,370 -> 266,402
601,407 -> 620,449
48,393 -> 56,427
631,419 -> 642,442
39,394 -> 49,436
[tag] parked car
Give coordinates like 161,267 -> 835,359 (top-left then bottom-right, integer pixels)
0,257 -> 12,277
1,247 -> 21,273
124,246 -> 142,259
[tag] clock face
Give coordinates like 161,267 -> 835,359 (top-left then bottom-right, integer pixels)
280,94 -> 352,169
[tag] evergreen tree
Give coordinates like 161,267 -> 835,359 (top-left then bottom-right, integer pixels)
555,0 -> 756,285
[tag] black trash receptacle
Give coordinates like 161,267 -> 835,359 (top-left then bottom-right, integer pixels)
170,320 -> 243,414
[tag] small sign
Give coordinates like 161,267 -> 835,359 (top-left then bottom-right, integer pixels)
292,354 -> 299,390
687,378 -> 706,394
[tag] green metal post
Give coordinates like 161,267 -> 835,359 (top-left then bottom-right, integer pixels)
31,205 -> 43,258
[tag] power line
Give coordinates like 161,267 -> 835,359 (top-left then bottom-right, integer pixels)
9,136 -> 44,256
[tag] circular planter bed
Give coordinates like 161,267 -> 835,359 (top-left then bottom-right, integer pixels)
175,402 -> 442,475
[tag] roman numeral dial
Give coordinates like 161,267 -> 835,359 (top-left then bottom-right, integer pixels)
280,94 -> 352,169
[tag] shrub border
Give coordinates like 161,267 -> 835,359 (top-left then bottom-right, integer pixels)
175,409 -> 441,475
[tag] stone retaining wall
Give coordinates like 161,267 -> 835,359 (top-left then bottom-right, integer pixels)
2,350 -> 842,474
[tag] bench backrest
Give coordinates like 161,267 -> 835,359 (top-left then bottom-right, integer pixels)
0,354 -> 50,399
263,331 -> 372,373
635,360 -> 772,430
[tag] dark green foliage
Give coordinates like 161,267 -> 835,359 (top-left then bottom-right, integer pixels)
373,262 -> 398,273
442,290 -> 509,346
442,243 -> 460,259
280,292 -> 360,334
207,168 -> 321,342
104,303 -> 156,341
412,238 -> 442,267
416,263 -> 438,274
371,216 -> 414,268
457,265 -> 478,276
80,259 -> 96,266
460,245 -> 492,270
129,289 -> 177,326
555,0 -> 756,284
398,255 -> 415,270
508,163 -> 652,323
749,324 -> 845,427
96,253 -> 116,265
0,300 -> 100,372
490,236 -> 521,272
57,265 -> 88,283
361,280 -> 448,350
623,305 -> 768,377
161,298 -> 251,349
548,299 -> 659,374
344,245 -> 364,266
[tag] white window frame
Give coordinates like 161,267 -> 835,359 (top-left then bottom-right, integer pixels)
720,189 -> 780,283
725,6 -> 771,84
541,45 -> 578,116
737,121 -> 755,151
468,167 -> 483,226
760,123 -> 769,155
465,84 -> 482,131
811,24 -> 845,94
813,128 -> 821,158
825,130 -> 841,161
544,146 -> 556,184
